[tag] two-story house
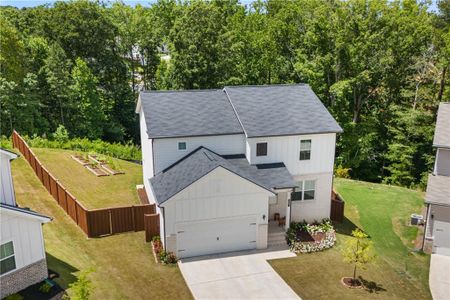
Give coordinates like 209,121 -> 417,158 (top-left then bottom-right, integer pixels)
136,84 -> 342,258
0,148 -> 51,298
424,103 -> 450,256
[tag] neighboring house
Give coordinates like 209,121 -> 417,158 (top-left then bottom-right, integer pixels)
424,103 -> 450,256
0,148 -> 51,298
136,84 -> 342,258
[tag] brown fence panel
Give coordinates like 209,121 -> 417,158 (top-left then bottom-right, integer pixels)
56,184 -> 65,205
110,207 -> 135,234
87,210 -> 112,237
49,175 -> 58,201
30,154 -> 37,173
144,214 -> 160,242
66,193 -> 79,223
76,204 -> 89,235
42,168 -> 51,193
36,162 -> 43,183
133,204 -> 155,231
330,190 -> 345,223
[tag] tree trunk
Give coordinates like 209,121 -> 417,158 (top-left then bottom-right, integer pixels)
353,265 -> 357,285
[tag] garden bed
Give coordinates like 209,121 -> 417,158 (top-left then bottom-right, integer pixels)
89,154 -> 125,175
86,164 -> 109,177
151,236 -> 177,265
71,154 -> 90,166
287,219 -> 336,254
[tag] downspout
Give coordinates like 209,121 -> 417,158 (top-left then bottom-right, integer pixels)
421,203 -> 430,251
289,188 -> 294,228
159,204 -> 167,249
151,138 -> 155,176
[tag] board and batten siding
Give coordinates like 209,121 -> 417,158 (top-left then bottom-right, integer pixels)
161,167 -> 273,253
152,134 -> 246,174
0,152 -> 16,206
246,133 -> 337,176
0,211 -> 46,273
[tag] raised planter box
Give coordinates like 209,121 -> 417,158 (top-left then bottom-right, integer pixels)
85,164 -> 109,177
71,155 -> 90,166
89,154 -> 125,175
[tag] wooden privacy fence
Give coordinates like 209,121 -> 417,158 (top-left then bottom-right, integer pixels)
144,214 -> 160,242
12,130 -> 155,238
330,189 -> 345,223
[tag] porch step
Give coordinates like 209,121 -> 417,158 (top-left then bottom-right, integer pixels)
268,231 -> 287,246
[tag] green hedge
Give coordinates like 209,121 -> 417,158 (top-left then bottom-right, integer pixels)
22,135 -> 141,161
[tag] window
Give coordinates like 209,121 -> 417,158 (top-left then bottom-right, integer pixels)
299,139 -> 311,160
178,142 -> 187,151
1,241 -> 16,275
256,142 -> 268,156
291,180 -> 315,201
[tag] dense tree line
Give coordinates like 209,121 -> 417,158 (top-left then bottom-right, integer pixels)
0,0 -> 448,188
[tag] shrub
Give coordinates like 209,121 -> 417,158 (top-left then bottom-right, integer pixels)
287,219 -> 336,254
53,125 -> 69,143
159,251 -> 177,264
68,268 -> 94,300
0,135 -> 13,150
39,282 -> 52,294
335,165 -> 351,178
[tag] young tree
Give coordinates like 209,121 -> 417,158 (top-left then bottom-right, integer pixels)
70,58 -> 105,139
341,229 -> 376,286
68,268 -> 94,300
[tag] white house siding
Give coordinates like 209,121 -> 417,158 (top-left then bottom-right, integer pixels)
160,167 -> 273,256
290,172 -> 333,223
0,211 -> 46,272
153,134 -> 246,174
246,133 -> 336,176
0,152 -> 16,206
139,110 -> 154,194
436,149 -> 450,176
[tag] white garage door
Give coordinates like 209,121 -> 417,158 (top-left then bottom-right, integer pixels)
176,215 -> 257,258
433,220 -> 450,256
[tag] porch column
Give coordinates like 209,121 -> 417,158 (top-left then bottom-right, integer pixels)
285,191 -> 291,230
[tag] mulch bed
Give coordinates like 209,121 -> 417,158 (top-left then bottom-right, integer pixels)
86,164 -> 110,177
341,277 -> 363,289
101,164 -> 125,175
19,269 -> 66,299
297,231 -> 325,242
71,155 -> 90,166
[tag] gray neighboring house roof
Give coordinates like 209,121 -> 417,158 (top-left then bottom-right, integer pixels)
225,84 -> 343,138
433,102 -> 450,148
139,84 -> 342,139
140,90 -> 243,139
149,147 -> 296,205
0,203 -> 52,222
425,174 -> 450,206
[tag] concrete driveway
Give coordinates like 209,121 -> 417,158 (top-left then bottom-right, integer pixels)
429,254 -> 450,300
178,246 -> 300,300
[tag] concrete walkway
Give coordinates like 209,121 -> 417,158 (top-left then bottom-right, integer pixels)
429,254 -> 450,300
178,246 -> 300,300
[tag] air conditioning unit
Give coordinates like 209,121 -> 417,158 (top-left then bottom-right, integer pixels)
410,214 -> 424,225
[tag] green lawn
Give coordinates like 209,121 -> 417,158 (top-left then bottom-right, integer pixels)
270,178 -> 431,300
12,155 -> 192,299
32,148 -> 142,209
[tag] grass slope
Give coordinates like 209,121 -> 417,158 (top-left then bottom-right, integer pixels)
270,178 -> 431,300
12,155 -> 192,299
32,148 -> 142,209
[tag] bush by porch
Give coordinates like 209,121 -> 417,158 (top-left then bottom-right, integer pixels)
286,219 -> 336,253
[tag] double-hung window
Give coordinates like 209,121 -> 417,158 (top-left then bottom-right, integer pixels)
0,241 -> 16,275
291,180 -> 316,201
299,139 -> 311,160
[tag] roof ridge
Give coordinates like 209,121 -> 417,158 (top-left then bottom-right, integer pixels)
141,89 -> 223,94
224,83 -> 308,89
159,146 -> 224,174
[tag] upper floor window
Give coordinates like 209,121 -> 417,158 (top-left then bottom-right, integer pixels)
178,142 -> 187,151
291,180 -> 316,201
256,142 -> 268,156
0,241 -> 16,275
299,139 -> 311,160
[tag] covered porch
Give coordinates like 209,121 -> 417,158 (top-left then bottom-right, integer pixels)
268,190 -> 292,246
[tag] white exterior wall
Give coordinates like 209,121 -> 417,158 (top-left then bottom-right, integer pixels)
436,148 -> 450,176
161,167 -> 273,253
246,133 -> 336,176
290,172 -> 333,223
139,110 -> 154,194
0,152 -> 16,206
153,134 -> 246,174
0,210 -> 46,274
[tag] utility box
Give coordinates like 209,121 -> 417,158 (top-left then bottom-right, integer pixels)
410,214 -> 424,225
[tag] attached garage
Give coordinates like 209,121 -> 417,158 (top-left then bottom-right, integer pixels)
432,220 -> 450,256
148,148 -> 286,258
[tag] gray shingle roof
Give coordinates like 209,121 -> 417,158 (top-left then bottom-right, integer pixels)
140,90 -> 243,139
225,84 -> 343,137
149,147 -> 295,205
425,174 -> 450,206
139,84 -> 342,139
0,203 -> 51,221
433,103 -> 450,148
